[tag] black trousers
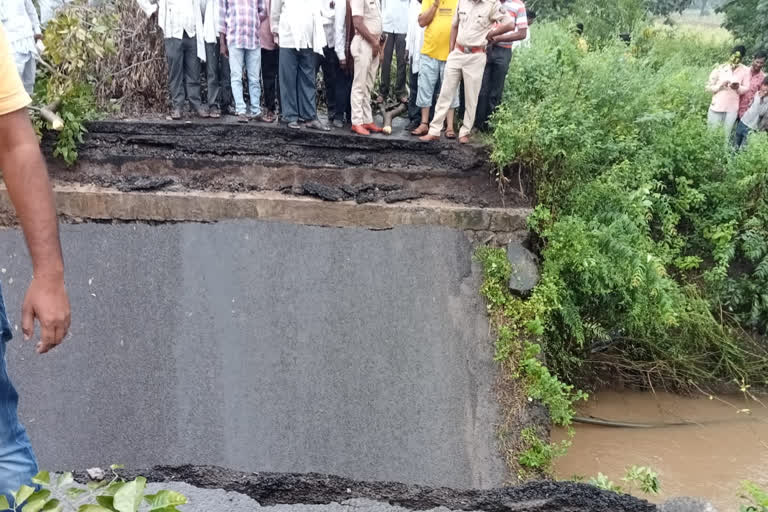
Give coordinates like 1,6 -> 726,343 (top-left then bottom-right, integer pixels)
316,46 -> 338,120
205,39 -> 233,110
164,33 -> 202,111
476,45 -> 512,131
335,62 -> 353,123
380,32 -> 407,100
262,47 -> 280,113
408,70 -> 420,123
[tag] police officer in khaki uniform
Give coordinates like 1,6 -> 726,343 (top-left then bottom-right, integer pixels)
350,0 -> 385,135
420,0 -> 515,143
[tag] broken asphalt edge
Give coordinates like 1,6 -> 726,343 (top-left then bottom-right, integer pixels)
74,465 -> 657,512
0,184 -> 531,232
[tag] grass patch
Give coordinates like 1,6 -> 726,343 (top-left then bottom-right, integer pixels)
476,246 -> 587,477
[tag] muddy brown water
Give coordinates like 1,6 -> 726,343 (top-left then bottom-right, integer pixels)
553,391 -> 768,511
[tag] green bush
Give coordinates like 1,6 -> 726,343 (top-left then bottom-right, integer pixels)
490,22 -> 768,390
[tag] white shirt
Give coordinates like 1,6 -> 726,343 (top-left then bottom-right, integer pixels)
201,0 -> 221,44
382,0 -> 408,34
271,0 -> 321,50
334,0 -> 347,61
38,0 -> 70,25
404,0 -> 423,72
320,0 -> 335,48
0,0 -> 40,55
741,93 -> 768,130
137,0 -> 206,60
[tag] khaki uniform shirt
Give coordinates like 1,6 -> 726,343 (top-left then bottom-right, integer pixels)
453,0 -> 507,49
351,0 -> 383,37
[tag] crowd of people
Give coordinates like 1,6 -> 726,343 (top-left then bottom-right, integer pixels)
707,46 -> 768,149
2,0 -> 532,143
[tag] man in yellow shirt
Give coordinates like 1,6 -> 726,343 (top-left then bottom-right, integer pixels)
0,26 -> 71,498
420,0 -> 514,143
410,0 -> 460,137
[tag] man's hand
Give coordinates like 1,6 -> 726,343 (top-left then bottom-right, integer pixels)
273,32 -> 279,46
433,0 -> 440,7
22,274 -> 70,354
34,34 -> 42,42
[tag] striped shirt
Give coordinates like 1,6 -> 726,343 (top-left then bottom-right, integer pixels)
218,0 -> 266,50
496,0 -> 526,49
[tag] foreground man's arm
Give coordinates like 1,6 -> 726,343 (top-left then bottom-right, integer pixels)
0,30 -> 70,354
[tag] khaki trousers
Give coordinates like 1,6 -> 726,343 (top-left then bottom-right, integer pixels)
428,50 -> 487,138
350,35 -> 380,126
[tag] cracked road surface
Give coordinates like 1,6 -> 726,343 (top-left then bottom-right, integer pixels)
0,220 -> 505,488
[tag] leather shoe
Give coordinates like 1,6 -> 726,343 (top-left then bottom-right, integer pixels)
351,124 -> 371,135
363,123 -> 383,133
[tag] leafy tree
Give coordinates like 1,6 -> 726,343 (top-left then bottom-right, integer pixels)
648,0 -> 694,16
718,0 -> 768,53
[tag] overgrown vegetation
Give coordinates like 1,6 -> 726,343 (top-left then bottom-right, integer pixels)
0,467 -> 186,511
718,0 -> 768,53
489,21 -> 768,392
32,0 -> 168,164
476,246 -> 587,473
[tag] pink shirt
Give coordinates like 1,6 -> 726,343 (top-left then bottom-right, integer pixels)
259,0 -> 275,50
739,68 -> 766,118
707,63 -> 750,114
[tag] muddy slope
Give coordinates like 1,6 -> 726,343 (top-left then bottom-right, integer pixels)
96,466 -> 655,512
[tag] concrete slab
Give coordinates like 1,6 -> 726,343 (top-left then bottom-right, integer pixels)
0,220 -> 506,489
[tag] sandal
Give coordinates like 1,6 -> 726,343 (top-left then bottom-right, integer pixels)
445,129 -> 456,139
458,135 -> 470,144
411,122 -> 429,136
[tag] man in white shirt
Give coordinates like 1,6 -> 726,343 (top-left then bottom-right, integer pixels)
137,0 -> 207,120
378,0 -> 409,104
0,0 -> 42,94
405,0 -> 424,130
733,77 -> 768,149
317,1 -> 339,125
202,0 -> 232,117
271,0 -> 330,130
332,0 -> 353,128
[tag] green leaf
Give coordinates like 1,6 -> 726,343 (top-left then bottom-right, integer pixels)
78,506 -> 115,512
67,488 -> 88,499
109,464 -> 125,471
144,490 -> 187,510
31,472 -> 50,485
57,473 -> 74,487
41,500 -> 63,512
22,490 -> 52,512
0,496 -> 9,510
15,485 -> 35,506
113,477 -> 146,512
95,496 -> 116,510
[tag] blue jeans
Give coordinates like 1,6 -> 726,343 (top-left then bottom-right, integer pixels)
0,284 -> 38,502
732,120 -> 751,149
279,47 -> 317,123
229,47 -> 262,116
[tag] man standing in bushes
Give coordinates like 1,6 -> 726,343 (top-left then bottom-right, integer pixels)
738,51 -> 766,123
475,0 -> 530,132
419,0 -> 516,144
1,0 -> 42,95
0,24 -> 71,497
138,0 -> 207,120
732,77 -> 768,149
219,0 -> 270,122
706,45 -> 750,142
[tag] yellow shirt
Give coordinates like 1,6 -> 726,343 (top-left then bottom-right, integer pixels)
0,26 -> 30,116
420,0 -> 458,61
